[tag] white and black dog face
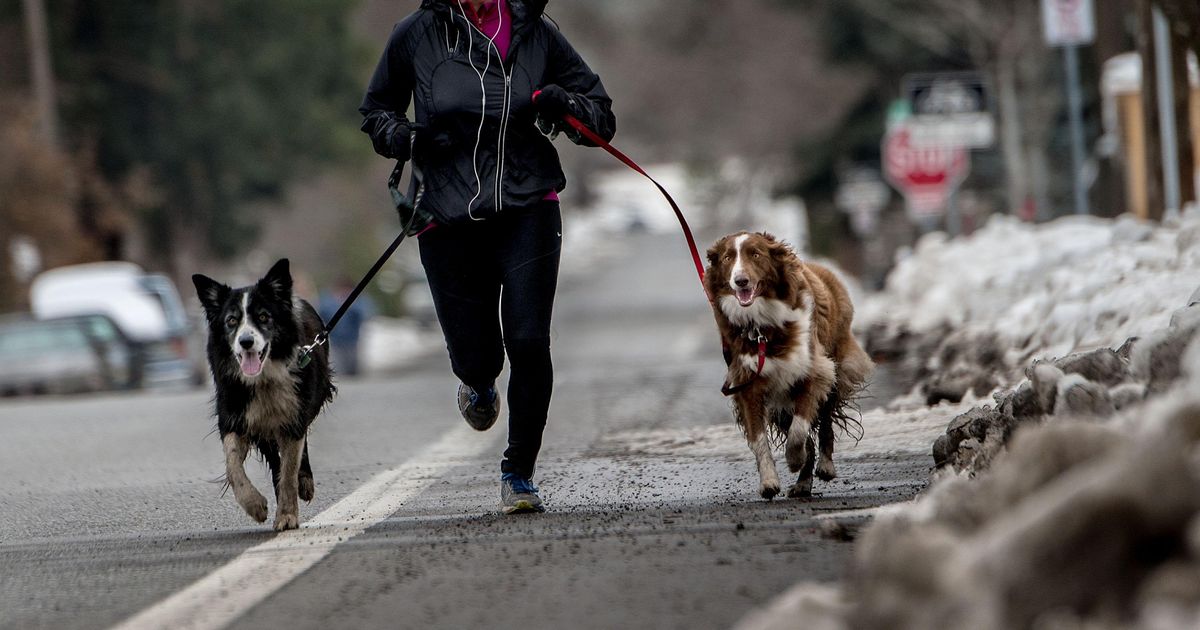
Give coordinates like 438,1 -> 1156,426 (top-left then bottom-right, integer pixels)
193,259 -> 300,381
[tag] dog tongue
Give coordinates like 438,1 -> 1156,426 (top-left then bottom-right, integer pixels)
737,288 -> 755,306
240,352 -> 263,376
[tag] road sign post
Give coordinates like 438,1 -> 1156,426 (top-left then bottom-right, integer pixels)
835,168 -> 890,238
1064,44 -> 1089,216
1043,0 -> 1095,216
1152,6 -> 1182,219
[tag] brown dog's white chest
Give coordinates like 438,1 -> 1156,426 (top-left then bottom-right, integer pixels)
721,294 -> 817,392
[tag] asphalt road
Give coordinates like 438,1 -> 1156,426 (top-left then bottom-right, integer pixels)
0,232 -> 928,630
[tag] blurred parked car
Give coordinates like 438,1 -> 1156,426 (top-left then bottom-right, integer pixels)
29,262 -> 202,389
0,314 -> 135,397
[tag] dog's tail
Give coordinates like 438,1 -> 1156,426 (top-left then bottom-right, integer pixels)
830,339 -> 873,443
807,381 -> 867,444
828,384 -> 867,443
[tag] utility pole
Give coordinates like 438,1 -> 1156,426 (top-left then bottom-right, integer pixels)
22,0 -> 59,146
1137,0 -> 1165,221
1064,43 -> 1090,216
1152,6 -> 1182,218
1169,24 -> 1196,210
1042,0 -> 1095,216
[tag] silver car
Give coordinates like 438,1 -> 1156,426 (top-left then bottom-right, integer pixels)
30,262 -> 201,389
0,315 -> 134,397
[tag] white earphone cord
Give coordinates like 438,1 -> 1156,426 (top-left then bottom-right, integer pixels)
454,2 -> 509,221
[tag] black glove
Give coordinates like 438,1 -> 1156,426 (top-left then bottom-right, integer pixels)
534,84 -> 575,120
362,112 -> 412,161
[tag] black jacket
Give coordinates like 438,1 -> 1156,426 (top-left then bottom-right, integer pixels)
359,0 -> 616,225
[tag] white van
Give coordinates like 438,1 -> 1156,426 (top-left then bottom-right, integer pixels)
30,262 -> 201,389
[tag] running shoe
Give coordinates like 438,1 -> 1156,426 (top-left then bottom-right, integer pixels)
457,382 -> 500,431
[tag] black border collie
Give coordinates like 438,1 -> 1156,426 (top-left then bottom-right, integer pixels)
192,259 -> 335,531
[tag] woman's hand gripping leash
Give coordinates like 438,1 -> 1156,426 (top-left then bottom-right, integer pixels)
531,89 -> 709,300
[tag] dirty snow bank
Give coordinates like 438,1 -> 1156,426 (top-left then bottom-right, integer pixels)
738,212 -> 1200,630
740,344 -> 1200,630
862,212 -> 1200,352
862,212 -> 1200,404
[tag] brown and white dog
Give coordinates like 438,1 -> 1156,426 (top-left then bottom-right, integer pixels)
705,232 -> 873,499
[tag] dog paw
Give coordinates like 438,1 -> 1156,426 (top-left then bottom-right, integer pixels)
299,476 -> 314,502
816,457 -> 837,482
785,442 -> 809,474
760,482 -> 781,500
273,511 -> 299,531
788,477 -> 813,498
782,434 -> 811,475
237,489 -> 269,523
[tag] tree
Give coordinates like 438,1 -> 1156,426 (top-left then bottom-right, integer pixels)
21,0 -> 58,145
47,0 -> 369,272
0,102 -> 92,311
1135,0 -> 1199,221
794,0 -> 1078,222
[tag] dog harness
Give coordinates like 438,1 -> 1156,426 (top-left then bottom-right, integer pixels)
719,327 -> 770,396
750,327 -> 768,375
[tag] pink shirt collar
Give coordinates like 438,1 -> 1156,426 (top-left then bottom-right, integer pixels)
456,0 -> 511,60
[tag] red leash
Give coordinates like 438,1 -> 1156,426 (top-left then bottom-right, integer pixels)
534,92 -> 707,292
748,327 -> 768,376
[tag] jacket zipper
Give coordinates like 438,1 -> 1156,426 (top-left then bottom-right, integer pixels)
458,16 -> 514,216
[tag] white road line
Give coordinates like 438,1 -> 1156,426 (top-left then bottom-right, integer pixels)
111,424 -> 496,630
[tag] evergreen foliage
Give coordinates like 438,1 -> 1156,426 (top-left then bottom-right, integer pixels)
48,0 -> 369,261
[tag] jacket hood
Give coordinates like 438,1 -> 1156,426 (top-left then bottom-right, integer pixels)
422,0 -> 548,17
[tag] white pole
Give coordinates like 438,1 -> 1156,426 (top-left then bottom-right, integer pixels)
1152,6 -> 1180,219
1064,44 -> 1089,216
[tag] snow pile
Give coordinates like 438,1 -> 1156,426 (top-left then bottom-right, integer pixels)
738,221 -> 1200,630
862,212 -> 1200,363
740,308 -> 1200,630
361,317 -> 443,374
846,344 -> 1200,630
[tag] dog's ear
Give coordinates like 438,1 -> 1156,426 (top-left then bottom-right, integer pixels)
192,274 -> 231,321
705,240 -> 729,298
707,235 -> 735,268
764,238 -> 801,301
767,238 -> 793,262
259,258 -> 293,300
706,244 -> 721,268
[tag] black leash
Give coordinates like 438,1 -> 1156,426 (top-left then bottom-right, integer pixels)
297,144 -> 426,369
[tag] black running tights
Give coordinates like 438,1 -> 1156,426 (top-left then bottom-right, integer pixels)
417,201 -> 561,480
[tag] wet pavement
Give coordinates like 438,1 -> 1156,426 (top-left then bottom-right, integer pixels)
0,232 -> 947,630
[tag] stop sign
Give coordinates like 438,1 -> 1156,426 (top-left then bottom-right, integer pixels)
882,124 -> 970,220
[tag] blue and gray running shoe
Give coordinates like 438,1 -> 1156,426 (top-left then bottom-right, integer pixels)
457,383 -> 501,431
501,473 -> 545,514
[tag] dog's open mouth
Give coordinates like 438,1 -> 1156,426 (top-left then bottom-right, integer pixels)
239,345 -> 269,377
736,284 -> 759,307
